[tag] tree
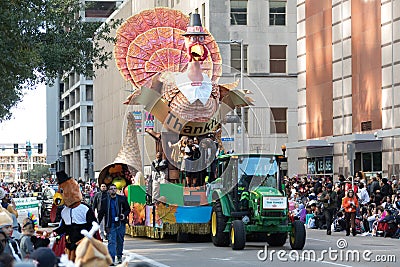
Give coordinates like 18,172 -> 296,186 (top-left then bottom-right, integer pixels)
0,0 -> 120,121
28,164 -> 51,181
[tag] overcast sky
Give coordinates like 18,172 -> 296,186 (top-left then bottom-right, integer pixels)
0,84 -> 46,144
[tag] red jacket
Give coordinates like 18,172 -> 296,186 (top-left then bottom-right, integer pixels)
342,196 -> 359,213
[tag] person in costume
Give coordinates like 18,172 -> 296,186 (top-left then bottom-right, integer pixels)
53,170 -> 97,261
74,222 -> 113,267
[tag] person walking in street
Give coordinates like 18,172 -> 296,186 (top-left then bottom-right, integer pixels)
92,183 -> 108,239
98,184 -> 130,265
319,183 -> 338,235
342,189 -> 359,236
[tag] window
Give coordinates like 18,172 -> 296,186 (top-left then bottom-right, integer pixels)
270,107 -> 287,134
307,156 -> 333,176
354,152 -> 382,172
231,0 -> 247,25
269,45 -> 287,73
85,1 -> 116,18
236,107 -> 249,134
269,1 -> 286,26
86,85 -> 93,101
230,44 -> 248,72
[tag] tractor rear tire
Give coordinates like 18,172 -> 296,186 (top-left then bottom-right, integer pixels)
266,232 -> 288,246
289,220 -> 306,250
230,220 -> 246,250
211,201 -> 229,247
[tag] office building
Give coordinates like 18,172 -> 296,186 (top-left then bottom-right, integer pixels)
46,0 -> 124,180
289,0 -> 400,179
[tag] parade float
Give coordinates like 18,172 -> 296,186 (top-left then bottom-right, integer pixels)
98,7 -> 253,240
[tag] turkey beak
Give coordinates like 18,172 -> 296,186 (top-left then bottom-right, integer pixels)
190,44 -> 205,61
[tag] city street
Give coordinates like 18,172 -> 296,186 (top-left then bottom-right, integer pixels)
121,229 -> 400,267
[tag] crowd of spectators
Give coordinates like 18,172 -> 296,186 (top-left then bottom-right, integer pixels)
286,172 -> 400,238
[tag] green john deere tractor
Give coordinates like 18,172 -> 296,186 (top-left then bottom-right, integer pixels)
208,153 -> 306,250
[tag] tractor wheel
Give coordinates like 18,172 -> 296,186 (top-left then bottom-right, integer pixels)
230,220 -> 246,250
266,232 -> 288,246
211,201 -> 229,247
289,220 -> 306,250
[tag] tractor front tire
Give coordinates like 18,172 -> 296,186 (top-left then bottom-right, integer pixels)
211,201 -> 229,247
266,232 -> 288,246
230,220 -> 246,250
289,220 -> 306,250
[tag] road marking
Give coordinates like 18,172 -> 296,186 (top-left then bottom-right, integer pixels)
123,250 -> 170,267
299,256 -> 352,267
210,258 -> 232,261
307,238 -> 331,242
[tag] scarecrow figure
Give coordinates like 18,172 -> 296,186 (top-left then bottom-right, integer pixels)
53,170 -> 97,261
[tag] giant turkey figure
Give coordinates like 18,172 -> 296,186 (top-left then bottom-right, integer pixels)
116,8 -> 253,134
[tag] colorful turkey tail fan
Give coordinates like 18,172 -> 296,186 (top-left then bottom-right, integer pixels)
27,211 -> 39,231
114,7 -> 222,89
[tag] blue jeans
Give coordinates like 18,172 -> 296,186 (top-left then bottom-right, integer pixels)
108,223 -> 126,260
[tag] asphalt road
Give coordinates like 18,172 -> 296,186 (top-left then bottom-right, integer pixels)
121,229 -> 400,267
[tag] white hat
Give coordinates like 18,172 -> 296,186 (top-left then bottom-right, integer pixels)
0,207 -> 13,228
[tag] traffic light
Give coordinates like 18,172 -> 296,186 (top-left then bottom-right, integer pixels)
13,144 -> 18,154
38,143 -> 43,154
26,144 -> 31,152
84,150 -> 89,159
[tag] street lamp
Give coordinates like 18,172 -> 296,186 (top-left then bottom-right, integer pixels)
217,39 -> 245,152
281,144 -> 287,157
